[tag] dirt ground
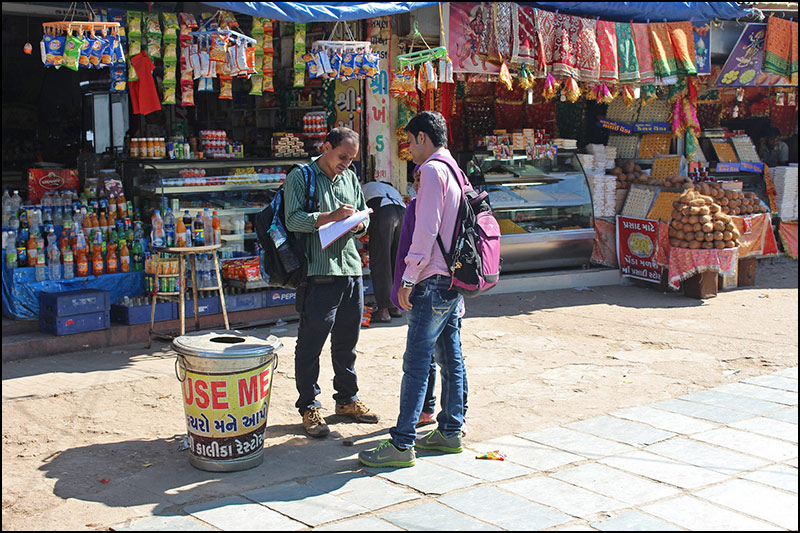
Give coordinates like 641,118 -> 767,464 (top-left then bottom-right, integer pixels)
2,257 -> 798,530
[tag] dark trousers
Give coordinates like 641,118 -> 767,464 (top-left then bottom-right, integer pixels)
367,200 -> 405,310
294,275 -> 363,414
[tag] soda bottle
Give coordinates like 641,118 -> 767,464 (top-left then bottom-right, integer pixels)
183,210 -> 193,246
176,216 -> 187,247
106,238 -> 118,274
193,213 -> 204,246
119,240 -> 130,273
76,248 -> 89,277
164,209 -> 176,248
19,211 -> 30,242
151,209 -> 165,248
16,232 -> 27,267
118,192 -> 128,217
212,211 -> 221,246
62,244 -> 74,279
202,208 -> 213,245
48,242 -> 61,280
92,247 -> 104,276
35,253 -> 47,281
61,221 -> 71,250
98,210 -> 108,239
132,238 -> 144,271
27,233 -> 37,267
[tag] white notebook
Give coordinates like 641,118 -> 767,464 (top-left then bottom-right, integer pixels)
318,209 -> 372,250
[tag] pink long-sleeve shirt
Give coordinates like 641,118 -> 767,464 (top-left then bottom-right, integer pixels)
401,148 -> 470,285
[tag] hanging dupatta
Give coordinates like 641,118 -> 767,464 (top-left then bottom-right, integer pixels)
763,16 -> 794,80
512,4 -> 537,66
597,20 -> 619,83
632,22 -> 655,84
616,22 -> 640,83
533,8 -> 557,77
667,21 -> 697,76
551,13 -> 582,79
648,22 -> 678,85
577,17 -> 600,84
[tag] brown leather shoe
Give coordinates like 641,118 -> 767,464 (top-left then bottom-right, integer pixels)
335,400 -> 380,423
302,407 -> 330,438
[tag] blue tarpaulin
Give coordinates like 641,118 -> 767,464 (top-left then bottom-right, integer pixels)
200,2 -> 437,22
201,2 -> 755,23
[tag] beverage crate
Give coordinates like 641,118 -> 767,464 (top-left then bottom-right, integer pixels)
39,310 -> 110,336
183,294 -> 222,317
225,291 -> 265,312
363,277 -> 374,295
39,289 -> 110,317
110,302 -> 177,325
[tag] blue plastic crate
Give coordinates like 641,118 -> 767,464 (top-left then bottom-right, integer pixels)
39,310 -> 110,336
184,295 -> 222,317
265,289 -> 296,307
363,278 -> 374,295
110,302 -> 177,325
225,291 -> 265,312
39,289 -> 110,317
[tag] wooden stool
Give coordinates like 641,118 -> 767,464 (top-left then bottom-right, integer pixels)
146,245 -> 229,348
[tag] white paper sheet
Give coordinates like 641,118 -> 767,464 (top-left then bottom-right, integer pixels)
318,208 -> 372,250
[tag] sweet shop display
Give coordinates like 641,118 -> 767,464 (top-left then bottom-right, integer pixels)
667,188 -> 741,250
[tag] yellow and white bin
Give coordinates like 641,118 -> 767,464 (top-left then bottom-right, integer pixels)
173,330 -> 281,472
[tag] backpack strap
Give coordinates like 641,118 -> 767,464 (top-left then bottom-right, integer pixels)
291,163 -> 318,213
424,156 -> 468,274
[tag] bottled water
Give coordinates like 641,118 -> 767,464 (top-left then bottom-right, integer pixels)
46,227 -> 57,247
9,212 -> 20,236
31,208 -> 43,231
53,205 -> 63,226
10,190 -> 22,213
42,191 -> 53,209
62,245 -> 74,279
5,231 -> 17,269
164,209 -> 176,248
48,243 -> 61,280
2,190 -> 11,226
35,254 -> 47,281
201,255 -> 213,289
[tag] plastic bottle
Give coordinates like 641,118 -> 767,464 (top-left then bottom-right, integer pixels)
48,242 -> 61,280
42,191 -> 53,209
132,238 -> 144,271
62,244 -> 74,279
76,248 -> 89,277
182,210 -> 193,246
31,208 -> 43,232
53,205 -> 63,226
176,216 -> 187,247
18,211 -> 30,242
119,240 -> 130,273
117,192 -> 127,217
106,238 -> 118,274
164,209 -> 176,248
46,227 -> 57,248
10,190 -> 23,213
200,255 -> 212,289
16,232 -> 27,266
151,209 -> 165,248
193,213 -> 205,246
212,211 -> 221,246
98,210 -> 108,240
8,211 -> 19,236
5,231 -> 17,269
35,253 -> 47,281
92,246 -> 104,276
202,208 -> 213,245
2,190 -> 11,226
27,233 -> 37,267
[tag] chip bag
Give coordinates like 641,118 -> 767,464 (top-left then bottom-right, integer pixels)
181,80 -> 195,106
179,13 -> 198,32
249,74 -> 263,95
361,51 -> 379,78
164,41 -> 178,63
219,75 -> 233,99
262,74 -> 274,92
44,34 -> 66,68
110,67 -> 127,92
162,13 -> 179,40
145,12 -> 161,35
303,52 -> 322,78
128,38 -> 142,57
113,34 -> 126,65
163,64 -> 177,84
209,33 -> 228,62
127,57 -> 139,81
127,11 -> 143,37
340,52 -> 356,78
62,34 -> 82,71
100,35 -> 114,66
89,35 -> 104,67
147,34 -> 161,59
197,76 -> 214,92
79,33 -> 91,67
161,84 -> 176,105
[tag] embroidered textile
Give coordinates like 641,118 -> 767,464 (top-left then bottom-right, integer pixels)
632,22 -> 655,83
616,22 -> 639,83
667,21 -> 697,76
551,13 -> 582,80
534,8 -> 557,77
763,16 -> 793,79
577,17 -> 600,84
597,20 -> 619,82
512,4 -> 537,66
648,22 -> 678,85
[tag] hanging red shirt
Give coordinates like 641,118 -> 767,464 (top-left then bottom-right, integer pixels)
129,52 -> 162,115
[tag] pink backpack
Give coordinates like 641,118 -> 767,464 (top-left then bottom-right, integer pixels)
431,156 -> 502,297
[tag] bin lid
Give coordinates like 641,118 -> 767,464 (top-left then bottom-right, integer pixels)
172,330 -> 282,359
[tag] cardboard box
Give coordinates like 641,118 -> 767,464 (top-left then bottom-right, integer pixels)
28,169 -> 79,204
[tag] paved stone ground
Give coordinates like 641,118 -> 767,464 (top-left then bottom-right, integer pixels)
110,366 -> 798,531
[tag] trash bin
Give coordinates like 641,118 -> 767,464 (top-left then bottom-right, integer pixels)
173,330 -> 282,472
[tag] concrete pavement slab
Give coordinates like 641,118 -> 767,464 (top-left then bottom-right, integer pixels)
678,389 -> 786,416
640,496 -> 781,531
419,446 -> 535,482
242,481 -> 369,527
564,415 -> 675,447
437,486 -> 573,530
551,463 -> 680,506
786,457 -> 798,467
764,406 -> 798,424
363,457 -> 481,495
728,416 -> 799,442
741,374 -> 798,392
110,514 -> 215,531
314,516 -> 405,531
500,476 -> 628,518
741,463 -> 799,493
711,382 -> 798,405
609,405 -> 717,434
305,471 -> 420,511
771,368 -> 798,379
469,435 -> 583,472
380,502 -> 502,531
590,511 -> 680,531
648,398 -> 753,424
645,437 -> 770,475
690,427 -> 798,461
694,478 -> 798,530
183,495 -> 305,531
599,450 -> 727,489
517,427 -> 635,459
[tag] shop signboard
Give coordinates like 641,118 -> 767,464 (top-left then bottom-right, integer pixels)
597,118 -> 633,135
367,16 -> 392,183
447,2 -> 500,74
633,122 -> 671,133
616,216 -> 663,284
334,78 -> 361,161
693,21 -> 712,76
716,23 -> 791,87
716,162 -> 764,173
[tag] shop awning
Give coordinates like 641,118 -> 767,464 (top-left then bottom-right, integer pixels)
519,2 -> 757,22
199,2 -> 438,22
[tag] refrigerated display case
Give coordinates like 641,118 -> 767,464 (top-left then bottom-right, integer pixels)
470,150 -> 596,272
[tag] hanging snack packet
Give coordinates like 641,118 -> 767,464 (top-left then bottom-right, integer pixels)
89,35 -> 105,67
219,76 -> 233,99
147,34 -> 161,59
209,33 -> 228,62
340,52 -> 356,78
197,76 -> 214,92
79,33 -> 91,67
164,41 -> 178,63
234,41 -> 249,74
161,84 -> 176,105
179,13 -> 198,34
181,80 -> 195,106
46,34 -> 66,68
353,53 -> 365,78
107,9 -> 126,39
145,12 -> 161,35
63,34 -> 83,71
249,74 -> 263,95
128,57 -> 138,81
110,67 -> 127,92
113,34 -> 126,65
330,51 -> 343,79
127,11 -> 143,38
162,13 -> 179,40
361,51 -> 380,78
100,34 -> 115,66
218,11 -> 239,30
253,53 -> 263,72
128,38 -> 141,57
245,46 -> 256,72
163,64 -> 177,84
262,73 -> 274,92
303,52 -> 322,78
199,12 -> 218,32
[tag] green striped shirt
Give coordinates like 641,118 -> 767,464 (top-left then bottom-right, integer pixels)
283,160 -> 369,277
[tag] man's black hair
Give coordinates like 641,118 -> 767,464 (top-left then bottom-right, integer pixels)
405,111 -> 448,148
326,127 -> 360,148
768,126 -> 782,138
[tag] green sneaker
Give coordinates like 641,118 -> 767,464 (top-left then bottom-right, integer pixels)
415,429 -> 463,453
358,439 -> 415,468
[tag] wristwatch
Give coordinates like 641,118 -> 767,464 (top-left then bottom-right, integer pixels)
401,279 -> 415,289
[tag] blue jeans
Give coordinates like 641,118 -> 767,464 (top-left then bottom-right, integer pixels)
423,321 -> 468,417
390,275 -> 465,449
294,276 -> 362,414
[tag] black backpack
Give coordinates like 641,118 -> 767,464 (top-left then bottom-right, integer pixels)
254,164 -> 317,289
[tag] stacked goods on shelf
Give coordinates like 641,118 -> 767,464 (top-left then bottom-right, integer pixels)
273,133 -> 307,158
609,160 -> 659,189
588,174 -> 617,217
585,144 -> 616,171
710,140 -> 739,163
621,185 -> 657,219
661,175 -> 694,189
647,191 -> 684,222
667,189 -> 741,250
650,155 -> 684,182
694,181 -> 768,215
552,138 -> 577,150
772,166 -> 798,220
730,135 -> 760,163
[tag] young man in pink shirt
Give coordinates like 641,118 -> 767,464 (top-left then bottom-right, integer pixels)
359,111 -> 467,467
